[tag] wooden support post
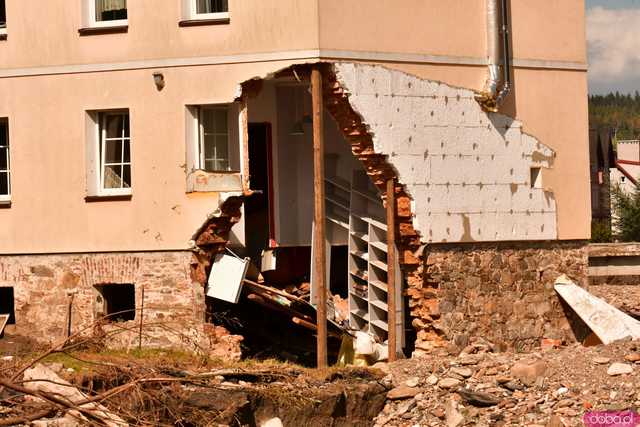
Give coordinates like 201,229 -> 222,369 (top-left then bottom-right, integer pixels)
386,178 -> 398,362
312,66 -> 328,368
240,95 -> 250,191
66,293 -> 74,338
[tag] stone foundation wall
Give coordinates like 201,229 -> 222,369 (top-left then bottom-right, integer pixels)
0,251 -> 241,359
409,241 -> 589,354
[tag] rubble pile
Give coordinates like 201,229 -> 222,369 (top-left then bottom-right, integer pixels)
591,284 -> 640,319
374,339 -> 640,426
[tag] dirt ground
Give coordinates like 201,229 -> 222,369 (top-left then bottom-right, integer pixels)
0,340 -> 387,426
376,339 -> 640,426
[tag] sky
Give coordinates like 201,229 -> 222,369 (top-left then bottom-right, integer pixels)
586,0 -> 640,94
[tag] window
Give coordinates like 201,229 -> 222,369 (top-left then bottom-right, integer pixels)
185,104 -> 241,191
98,111 -> 131,195
198,106 -> 230,171
0,0 -> 6,34
187,105 -> 239,173
196,0 -> 228,15
0,287 -> 15,325
85,0 -> 127,28
0,120 -> 10,202
183,0 -> 229,21
95,284 -> 135,322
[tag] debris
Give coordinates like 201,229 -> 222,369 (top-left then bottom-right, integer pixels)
511,360 -> 547,385
355,331 -> 376,356
426,374 -> 439,385
430,407 -> 446,419
22,364 -> 127,427
444,398 -> 465,427
387,385 -> 421,400
554,386 -> 569,396
541,338 -> 562,350
457,388 -> 501,407
624,352 -> 640,362
260,418 -> 283,427
593,356 -> 610,364
404,377 -> 420,387
554,274 -> 640,344
438,378 -> 461,389
0,315 -> 8,336
449,367 -> 473,378
607,362 -> 633,376
372,362 -> 391,375
207,253 -> 250,303
546,415 -> 567,427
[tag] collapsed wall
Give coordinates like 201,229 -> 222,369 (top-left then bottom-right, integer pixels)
326,63 -> 587,352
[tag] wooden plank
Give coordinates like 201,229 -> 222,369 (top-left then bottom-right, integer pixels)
554,275 -> 640,344
240,96 -> 250,191
311,66 -> 328,369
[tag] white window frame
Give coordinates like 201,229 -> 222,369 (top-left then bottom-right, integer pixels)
197,105 -> 232,172
84,0 -> 128,28
186,0 -> 229,21
0,119 -> 10,202
98,111 -> 131,196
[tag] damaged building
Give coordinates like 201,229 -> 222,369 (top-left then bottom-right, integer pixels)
0,0 -> 589,361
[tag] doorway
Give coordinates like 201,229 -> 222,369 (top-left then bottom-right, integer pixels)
245,123 -> 274,266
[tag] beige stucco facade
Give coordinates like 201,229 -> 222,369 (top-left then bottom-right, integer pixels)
0,0 -> 589,255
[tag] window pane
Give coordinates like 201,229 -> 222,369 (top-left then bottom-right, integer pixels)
105,114 -> 124,139
201,108 -> 215,133
215,134 -> 229,159
103,165 -> 123,189
203,134 -> 216,161
122,165 -> 131,188
0,122 -> 7,146
123,114 -> 130,137
196,0 -> 228,14
95,0 -> 127,22
214,109 -> 228,132
123,140 -> 130,163
0,0 -> 6,28
104,140 -> 123,164
0,146 -> 7,170
0,171 -> 9,195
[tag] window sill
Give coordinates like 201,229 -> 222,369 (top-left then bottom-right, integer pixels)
0,34 -> 7,41
0,200 -> 11,209
85,194 -> 132,203
178,18 -> 230,27
78,25 -> 128,36
186,170 -> 242,193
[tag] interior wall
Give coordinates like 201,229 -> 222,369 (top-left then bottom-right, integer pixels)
273,85 -> 363,247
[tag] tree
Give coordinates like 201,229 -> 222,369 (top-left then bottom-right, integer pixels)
611,183 -> 640,241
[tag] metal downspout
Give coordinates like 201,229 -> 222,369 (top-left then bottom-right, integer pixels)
475,0 -> 511,112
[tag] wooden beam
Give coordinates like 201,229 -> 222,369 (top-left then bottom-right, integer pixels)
240,95 -> 250,191
386,178 -> 398,362
311,66 -> 328,368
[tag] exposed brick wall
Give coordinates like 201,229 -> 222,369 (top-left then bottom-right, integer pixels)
0,251 -> 241,359
411,241 -> 589,354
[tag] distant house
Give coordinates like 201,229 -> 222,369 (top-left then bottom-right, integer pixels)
611,139 -> 640,194
590,129 -> 615,224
